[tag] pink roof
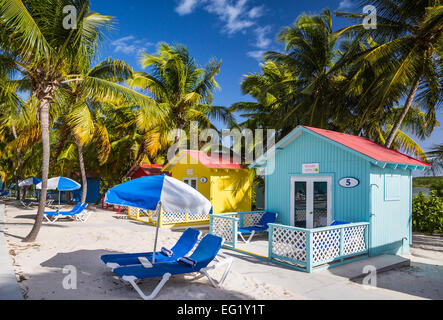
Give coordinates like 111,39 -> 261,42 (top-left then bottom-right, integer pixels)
126,164 -> 164,177
304,126 -> 431,167
183,150 -> 245,169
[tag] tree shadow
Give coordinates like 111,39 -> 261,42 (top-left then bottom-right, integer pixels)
351,262 -> 443,300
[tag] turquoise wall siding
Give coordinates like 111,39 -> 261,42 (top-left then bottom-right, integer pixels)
369,166 -> 412,255
265,131 -> 371,226
264,129 -> 413,257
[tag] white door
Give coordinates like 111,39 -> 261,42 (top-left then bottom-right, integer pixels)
290,176 -> 332,229
182,177 -> 197,190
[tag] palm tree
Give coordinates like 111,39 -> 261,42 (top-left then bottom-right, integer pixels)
263,10 -> 347,129
233,10 -> 437,159
426,143 -> 443,175
0,0 -> 160,242
128,43 -> 233,157
0,70 -> 25,199
230,60 -> 299,140
335,0 -> 442,148
55,58 -> 136,203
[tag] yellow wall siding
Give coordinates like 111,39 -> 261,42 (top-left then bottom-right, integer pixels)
168,154 -> 251,213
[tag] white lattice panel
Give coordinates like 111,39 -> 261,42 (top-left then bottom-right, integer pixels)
312,229 -> 340,263
272,227 -> 307,262
343,225 -> 366,255
188,212 -> 210,221
212,217 -> 234,243
242,212 -> 264,227
128,207 -> 138,217
162,212 -> 187,223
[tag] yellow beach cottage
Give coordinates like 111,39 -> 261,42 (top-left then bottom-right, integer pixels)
162,150 -> 252,213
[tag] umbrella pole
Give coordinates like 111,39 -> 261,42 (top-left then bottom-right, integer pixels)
152,202 -> 162,264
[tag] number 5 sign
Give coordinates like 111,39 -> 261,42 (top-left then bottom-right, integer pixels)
339,177 -> 360,188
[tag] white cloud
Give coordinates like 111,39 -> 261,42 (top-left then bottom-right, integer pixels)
248,5 -> 264,19
175,0 -> 200,15
175,0 -> 263,34
338,0 -> 353,10
204,0 -> 255,34
254,25 -> 271,49
246,25 -> 272,60
174,0 -> 272,60
246,50 -> 265,60
110,36 -> 153,55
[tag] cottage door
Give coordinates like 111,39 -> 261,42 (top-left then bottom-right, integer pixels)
291,177 -> 332,229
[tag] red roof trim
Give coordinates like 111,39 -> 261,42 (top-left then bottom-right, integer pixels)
303,126 -> 431,167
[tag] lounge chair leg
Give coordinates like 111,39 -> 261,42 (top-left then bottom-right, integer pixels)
80,211 -> 91,222
44,215 -> 59,224
238,233 -> 247,243
200,257 -> 233,288
238,231 -> 255,243
246,231 -> 255,243
122,273 -> 171,300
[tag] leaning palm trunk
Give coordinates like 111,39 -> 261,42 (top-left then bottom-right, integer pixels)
385,77 -> 421,148
23,99 -> 50,242
75,138 -> 87,203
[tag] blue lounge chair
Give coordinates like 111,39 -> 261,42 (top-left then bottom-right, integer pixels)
330,220 -> 349,226
44,203 -> 89,223
101,228 -> 201,269
20,198 -> 55,208
0,190 -> 9,198
111,234 -> 232,300
237,212 -> 278,243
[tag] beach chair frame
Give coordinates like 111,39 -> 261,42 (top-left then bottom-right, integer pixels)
121,252 -> 233,300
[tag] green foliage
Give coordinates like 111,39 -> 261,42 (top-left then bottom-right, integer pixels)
412,191 -> 443,234
430,180 -> 443,197
413,176 -> 443,188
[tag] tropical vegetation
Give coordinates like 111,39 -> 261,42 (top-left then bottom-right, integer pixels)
0,0 -> 441,241
412,191 -> 443,234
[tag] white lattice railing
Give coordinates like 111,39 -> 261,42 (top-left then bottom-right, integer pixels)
269,222 -> 369,272
269,224 -> 307,264
209,211 -> 266,247
127,206 -> 210,227
241,211 -> 265,228
210,214 -> 238,246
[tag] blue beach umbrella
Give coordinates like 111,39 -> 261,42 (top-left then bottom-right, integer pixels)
36,176 -> 81,205
105,175 -> 213,263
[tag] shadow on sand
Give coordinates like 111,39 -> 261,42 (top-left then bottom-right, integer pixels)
19,249 -> 255,300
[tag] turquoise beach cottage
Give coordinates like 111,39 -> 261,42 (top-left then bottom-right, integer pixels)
210,126 -> 431,272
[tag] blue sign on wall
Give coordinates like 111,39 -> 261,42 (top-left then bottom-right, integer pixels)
339,177 -> 360,188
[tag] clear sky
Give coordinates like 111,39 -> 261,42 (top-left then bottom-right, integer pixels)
90,0 -> 442,155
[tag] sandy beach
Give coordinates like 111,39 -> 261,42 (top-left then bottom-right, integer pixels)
3,202 -> 299,300
2,201 -> 442,300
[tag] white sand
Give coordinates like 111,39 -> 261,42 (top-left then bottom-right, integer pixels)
3,202 -> 300,300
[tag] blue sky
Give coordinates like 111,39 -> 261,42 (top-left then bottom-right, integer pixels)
90,0 -> 442,155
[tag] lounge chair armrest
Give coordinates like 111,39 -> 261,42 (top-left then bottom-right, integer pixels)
106,262 -> 120,270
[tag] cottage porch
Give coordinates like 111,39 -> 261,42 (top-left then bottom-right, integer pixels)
210,211 -> 370,273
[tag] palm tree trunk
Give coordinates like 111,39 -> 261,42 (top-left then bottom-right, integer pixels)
75,138 -> 87,203
385,77 -> 421,148
11,124 -> 22,200
23,98 -> 50,242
